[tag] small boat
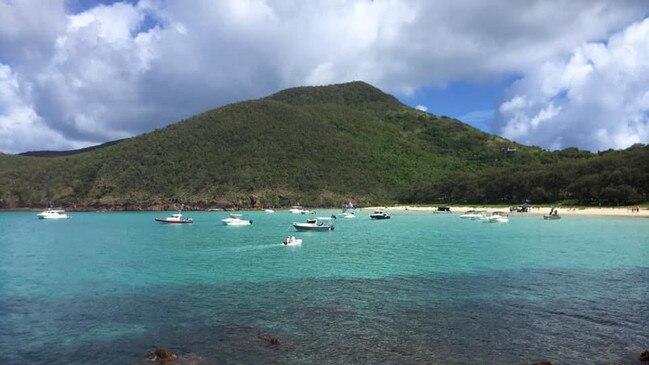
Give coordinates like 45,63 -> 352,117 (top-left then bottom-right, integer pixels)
289,206 -> 310,214
481,212 -> 509,223
282,236 -> 302,246
222,213 -> 253,226
370,210 -> 390,220
293,218 -> 334,231
459,210 -> 487,220
339,212 -> 356,219
344,201 -> 357,210
544,207 -> 561,220
155,211 -> 193,224
264,209 -> 275,213
37,209 -> 70,219
543,214 -> 561,220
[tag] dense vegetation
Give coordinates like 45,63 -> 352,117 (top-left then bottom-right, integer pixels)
0,81 -> 647,210
401,144 -> 649,206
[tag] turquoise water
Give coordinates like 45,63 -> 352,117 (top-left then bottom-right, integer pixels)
1,211 -> 647,364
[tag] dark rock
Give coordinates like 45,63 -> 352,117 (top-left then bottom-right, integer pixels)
530,362 -> 553,365
640,350 -> 649,362
258,332 -> 281,346
146,348 -> 178,362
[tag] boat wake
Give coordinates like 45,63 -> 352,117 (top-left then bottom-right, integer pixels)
230,244 -> 281,252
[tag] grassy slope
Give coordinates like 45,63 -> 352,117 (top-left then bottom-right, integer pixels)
3,81 -> 631,209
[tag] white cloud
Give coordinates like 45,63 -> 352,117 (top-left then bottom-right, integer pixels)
415,105 -> 428,112
495,17 -> 649,151
0,64 -> 88,153
0,0 -> 67,69
1,0 -> 649,152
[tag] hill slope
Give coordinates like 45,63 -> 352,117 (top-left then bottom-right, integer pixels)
0,81 -> 647,209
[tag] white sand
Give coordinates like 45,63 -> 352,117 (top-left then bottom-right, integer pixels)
360,205 -> 649,218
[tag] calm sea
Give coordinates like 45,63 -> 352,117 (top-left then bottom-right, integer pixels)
0,211 -> 647,364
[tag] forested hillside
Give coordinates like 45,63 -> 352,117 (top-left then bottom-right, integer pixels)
0,82 -> 646,210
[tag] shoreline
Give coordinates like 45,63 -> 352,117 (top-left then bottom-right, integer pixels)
360,205 -> 649,218
3,205 -> 648,218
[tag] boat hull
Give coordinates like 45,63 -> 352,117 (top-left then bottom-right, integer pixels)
155,218 -> 193,224
293,224 -> 334,232
370,215 -> 390,220
223,220 -> 252,226
37,209 -> 70,219
37,215 -> 70,219
483,217 -> 509,223
283,239 -> 303,246
543,215 -> 561,220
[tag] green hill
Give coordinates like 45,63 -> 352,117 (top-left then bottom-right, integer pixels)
0,81 -> 647,210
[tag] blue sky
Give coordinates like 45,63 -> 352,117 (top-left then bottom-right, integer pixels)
1,0 -> 649,153
402,79 -> 516,132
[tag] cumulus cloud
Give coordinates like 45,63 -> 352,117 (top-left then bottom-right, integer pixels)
0,64 -> 87,152
415,105 -> 428,112
495,17 -> 649,151
0,0 -> 67,68
1,0 -> 649,153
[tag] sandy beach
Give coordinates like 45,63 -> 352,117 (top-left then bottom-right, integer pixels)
361,205 -> 649,218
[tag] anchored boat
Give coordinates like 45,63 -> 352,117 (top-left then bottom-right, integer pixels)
155,211 -> 193,224
293,218 -> 334,231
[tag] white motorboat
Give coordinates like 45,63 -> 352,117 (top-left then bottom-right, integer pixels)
370,210 -> 390,220
459,210 -> 487,220
289,206 -> 310,214
155,211 -> 193,224
282,236 -> 302,246
264,209 -> 275,213
339,212 -> 356,218
37,209 -> 70,219
481,212 -> 509,223
293,218 -> 334,231
222,213 -> 253,226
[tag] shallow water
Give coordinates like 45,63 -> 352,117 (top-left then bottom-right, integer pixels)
1,211 -> 647,364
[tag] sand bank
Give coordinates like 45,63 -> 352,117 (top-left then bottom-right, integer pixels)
360,205 -> 649,218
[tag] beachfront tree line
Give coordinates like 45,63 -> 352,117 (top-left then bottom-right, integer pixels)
401,144 -> 649,206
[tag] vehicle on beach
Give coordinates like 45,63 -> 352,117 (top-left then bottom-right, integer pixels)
370,210 -> 391,219
283,236 -> 302,246
37,209 -> 70,219
293,218 -> 334,231
155,211 -> 193,224
221,213 -> 253,226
